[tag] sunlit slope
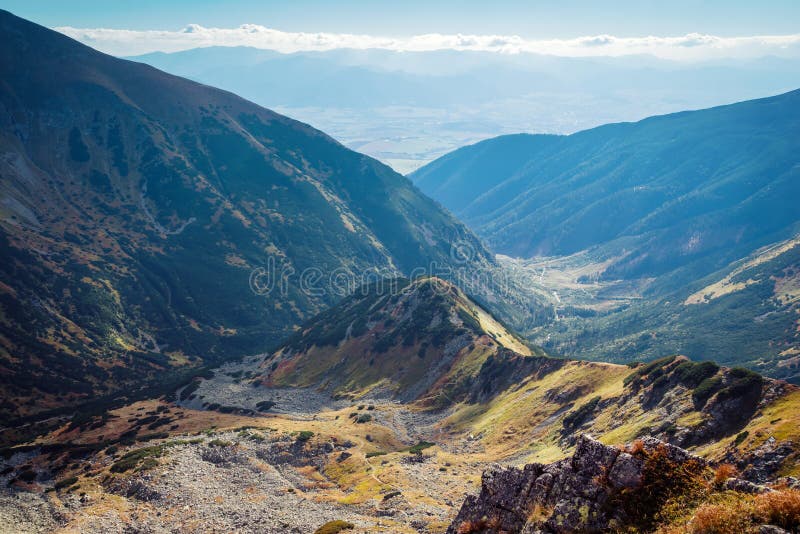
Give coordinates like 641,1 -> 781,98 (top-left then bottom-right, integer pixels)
259,277 -> 538,404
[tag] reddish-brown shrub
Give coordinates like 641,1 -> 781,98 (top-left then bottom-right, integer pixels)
690,500 -> 753,533
713,463 -> 738,486
754,489 -> 800,530
629,439 -> 646,455
457,518 -> 488,534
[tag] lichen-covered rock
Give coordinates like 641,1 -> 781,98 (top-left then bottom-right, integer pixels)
447,435 -> 705,534
607,452 -> 643,489
740,439 -> 797,483
724,477 -> 773,494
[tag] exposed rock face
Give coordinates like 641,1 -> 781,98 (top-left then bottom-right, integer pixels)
735,438 -> 798,483
447,435 -> 705,534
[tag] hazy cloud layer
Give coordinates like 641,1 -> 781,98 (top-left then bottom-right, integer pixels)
56,24 -> 800,59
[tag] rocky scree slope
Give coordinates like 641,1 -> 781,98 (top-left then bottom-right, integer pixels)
0,10 -> 492,422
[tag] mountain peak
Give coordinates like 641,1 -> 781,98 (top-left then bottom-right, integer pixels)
258,276 -> 539,404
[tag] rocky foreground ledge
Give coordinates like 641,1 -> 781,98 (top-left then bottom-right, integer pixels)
448,435 -> 796,534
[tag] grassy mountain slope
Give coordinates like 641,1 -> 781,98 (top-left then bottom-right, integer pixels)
253,278 -> 799,475
411,91 -> 800,379
0,10 -> 493,422
528,237 -> 800,382
412,90 -> 800,281
259,277 -> 540,406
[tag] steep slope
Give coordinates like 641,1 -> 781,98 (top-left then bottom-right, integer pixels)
0,10 -> 493,422
258,277 -> 542,406
412,90 -> 800,280
529,237 -> 800,382
411,92 -> 800,378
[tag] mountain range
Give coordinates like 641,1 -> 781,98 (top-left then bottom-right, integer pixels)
1,9 -> 800,534
0,9 -> 491,423
128,47 -> 800,173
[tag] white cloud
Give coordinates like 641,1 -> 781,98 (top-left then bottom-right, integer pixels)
55,24 -> 800,60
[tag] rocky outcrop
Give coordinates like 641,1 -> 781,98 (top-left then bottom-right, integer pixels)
732,437 -> 798,483
447,435 -> 706,534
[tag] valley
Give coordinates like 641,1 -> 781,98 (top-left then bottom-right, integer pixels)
1,5 -> 800,534
3,277 -> 800,532
412,92 -> 800,383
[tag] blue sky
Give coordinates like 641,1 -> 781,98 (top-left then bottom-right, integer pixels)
2,0 -> 799,37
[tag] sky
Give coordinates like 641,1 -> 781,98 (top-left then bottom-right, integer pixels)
2,0 -> 800,59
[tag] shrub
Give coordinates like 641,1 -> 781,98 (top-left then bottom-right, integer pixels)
207,439 -> 232,448
754,489 -> 800,530
239,430 -> 265,442
614,443 -> 708,531
365,451 -> 386,458
54,476 -> 79,490
716,368 -> 763,402
255,400 -> 276,411
313,520 -> 354,534
629,439 -> 645,455
137,457 -> 159,471
297,430 -> 314,442
713,464 -> 738,486
110,445 -> 167,473
407,441 -> 435,454
457,519 -> 486,534
690,500 -> 753,533
355,414 -> 372,424
624,355 -> 677,386
693,377 -> 723,407
733,431 -> 749,446
456,517 -> 501,533
674,361 -> 720,388
17,469 -> 36,482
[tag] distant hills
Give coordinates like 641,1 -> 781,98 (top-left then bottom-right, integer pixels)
0,10 -> 492,421
128,47 -> 800,172
412,92 -> 800,381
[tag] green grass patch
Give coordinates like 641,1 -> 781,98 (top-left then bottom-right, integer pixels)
296,430 -> 314,442
406,441 -> 435,454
